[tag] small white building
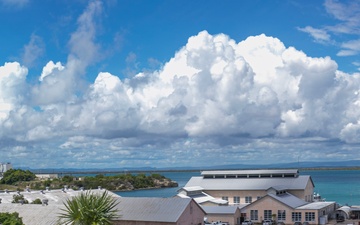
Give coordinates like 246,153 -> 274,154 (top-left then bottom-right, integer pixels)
0,162 -> 12,174
35,174 -> 59,180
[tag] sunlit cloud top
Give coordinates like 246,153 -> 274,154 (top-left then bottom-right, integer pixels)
1,0 -> 360,169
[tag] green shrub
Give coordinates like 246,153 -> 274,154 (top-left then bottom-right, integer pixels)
0,212 -> 24,225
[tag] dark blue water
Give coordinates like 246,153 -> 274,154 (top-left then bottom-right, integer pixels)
114,169 -> 360,206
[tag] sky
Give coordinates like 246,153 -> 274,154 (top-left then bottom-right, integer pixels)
1,0 -> 360,169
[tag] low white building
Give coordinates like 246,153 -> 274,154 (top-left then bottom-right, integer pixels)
0,162 -> 12,174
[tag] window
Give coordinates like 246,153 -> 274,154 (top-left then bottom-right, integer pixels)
278,210 -> 286,221
250,210 -> 258,221
292,212 -> 302,222
264,210 -> 272,220
222,196 -> 228,201
305,212 -> 315,221
245,196 -> 252,203
234,196 -> 240,204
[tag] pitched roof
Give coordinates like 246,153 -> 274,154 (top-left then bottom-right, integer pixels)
201,169 -> 299,176
177,191 -> 228,205
185,175 -> 312,191
115,197 -> 202,223
296,201 -> 335,210
0,188 -> 117,205
202,205 -> 239,214
268,193 -> 308,208
0,204 -> 63,225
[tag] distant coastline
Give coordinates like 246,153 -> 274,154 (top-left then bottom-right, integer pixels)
24,160 -> 360,175
28,166 -> 360,176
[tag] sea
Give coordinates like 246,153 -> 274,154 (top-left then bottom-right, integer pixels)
113,169 -> 360,206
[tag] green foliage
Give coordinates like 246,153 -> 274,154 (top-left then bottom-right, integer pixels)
0,212 -> 24,225
0,169 -> 36,185
61,175 -> 74,183
0,172 -> 176,191
150,173 -> 165,180
12,194 -> 29,204
58,190 -> 119,225
31,198 -> 43,204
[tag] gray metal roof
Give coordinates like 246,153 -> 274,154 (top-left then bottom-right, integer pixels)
185,175 -> 312,190
0,188 -> 117,205
0,204 -> 63,225
202,205 -> 239,214
114,197 -> 196,222
268,193 -> 308,208
201,169 -> 299,176
0,189 -> 121,225
296,201 -> 335,210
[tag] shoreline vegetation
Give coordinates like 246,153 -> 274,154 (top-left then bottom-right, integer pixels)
0,169 -> 178,192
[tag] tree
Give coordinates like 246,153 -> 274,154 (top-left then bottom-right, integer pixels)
58,191 -> 120,225
0,169 -> 36,185
12,194 -> 29,204
0,212 -> 24,225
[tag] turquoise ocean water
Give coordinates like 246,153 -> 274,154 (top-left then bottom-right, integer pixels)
114,170 -> 360,206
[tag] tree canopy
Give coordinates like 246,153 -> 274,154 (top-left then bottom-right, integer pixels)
0,212 -> 24,225
0,169 -> 36,185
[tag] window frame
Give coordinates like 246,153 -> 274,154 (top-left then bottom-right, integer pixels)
278,210 -> 286,221
233,196 -> 240,204
305,212 -> 315,222
245,196 -> 252,203
292,212 -> 302,222
264,210 -> 272,220
250,210 -> 258,221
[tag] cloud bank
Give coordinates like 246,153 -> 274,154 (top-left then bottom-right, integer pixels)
1,1 -> 360,168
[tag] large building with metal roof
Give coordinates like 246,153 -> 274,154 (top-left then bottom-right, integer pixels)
184,169 -> 315,205
178,169 -> 337,225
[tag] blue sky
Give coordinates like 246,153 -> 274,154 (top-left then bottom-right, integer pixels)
1,0 -> 360,169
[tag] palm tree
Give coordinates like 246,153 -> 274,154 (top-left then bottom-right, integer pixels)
58,190 -> 120,225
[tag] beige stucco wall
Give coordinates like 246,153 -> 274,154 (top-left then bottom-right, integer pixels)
243,196 -> 336,225
287,180 -> 314,202
205,190 -> 268,205
243,196 -> 293,223
177,200 -> 205,225
205,209 -> 241,225
204,178 -> 314,205
201,201 -> 222,206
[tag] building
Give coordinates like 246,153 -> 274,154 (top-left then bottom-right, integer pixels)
203,205 -> 241,225
243,192 -> 336,225
35,173 -> 59,180
180,169 -> 337,225
112,197 -> 206,225
183,169 -> 315,205
0,188 -> 205,225
0,162 -> 12,175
